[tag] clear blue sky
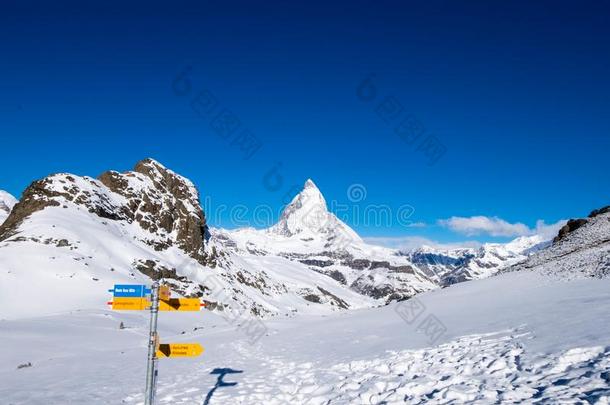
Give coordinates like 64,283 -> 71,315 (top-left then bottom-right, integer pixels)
1,1 -> 609,246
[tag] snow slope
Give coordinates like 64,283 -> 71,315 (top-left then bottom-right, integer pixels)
1,270 -> 608,404
0,203 -> 200,318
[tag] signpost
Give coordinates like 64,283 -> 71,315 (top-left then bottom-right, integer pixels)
144,282 -> 160,405
108,283 -> 204,405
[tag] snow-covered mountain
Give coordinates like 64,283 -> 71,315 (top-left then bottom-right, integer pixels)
220,179 -> 437,303
0,190 -> 17,225
404,235 -> 549,285
268,179 -> 361,244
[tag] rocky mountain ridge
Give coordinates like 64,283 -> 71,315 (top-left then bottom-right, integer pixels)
0,159 -> 209,263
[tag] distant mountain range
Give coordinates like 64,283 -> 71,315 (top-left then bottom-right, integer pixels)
403,234 -> 549,285
1,159 -> 608,319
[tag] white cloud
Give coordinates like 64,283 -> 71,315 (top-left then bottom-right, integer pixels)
438,216 -> 567,238
364,236 -> 482,251
534,219 -> 568,239
438,216 -> 529,237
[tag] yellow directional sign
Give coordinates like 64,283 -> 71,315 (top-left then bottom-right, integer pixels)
159,298 -> 201,311
156,343 -> 204,358
108,296 -> 202,311
111,297 -> 150,311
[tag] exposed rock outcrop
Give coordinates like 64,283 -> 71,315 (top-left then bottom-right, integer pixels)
589,205 -> 610,218
553,219 -> 588,244
0,159 -> 209,264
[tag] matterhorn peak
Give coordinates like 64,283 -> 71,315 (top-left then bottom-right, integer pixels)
303,178 -> 318,190
294,179 -> 326,206
268,179 -> 329,237
267,179 -> 361,245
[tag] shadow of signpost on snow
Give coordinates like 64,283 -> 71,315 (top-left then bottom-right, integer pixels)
202,368 -> 244,405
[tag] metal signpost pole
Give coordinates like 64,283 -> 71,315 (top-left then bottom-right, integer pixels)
108,282 -> 204,402
144,282 -> 160,405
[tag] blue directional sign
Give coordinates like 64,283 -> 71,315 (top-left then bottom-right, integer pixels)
109,284 -> 151,298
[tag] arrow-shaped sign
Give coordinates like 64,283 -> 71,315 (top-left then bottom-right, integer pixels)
159,298 -> 202,311
156,343 -> 204,358
109,297 -> 150,310
109,284 -> 151,298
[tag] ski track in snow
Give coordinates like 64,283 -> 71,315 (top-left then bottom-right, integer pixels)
117,329 -> 610,405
